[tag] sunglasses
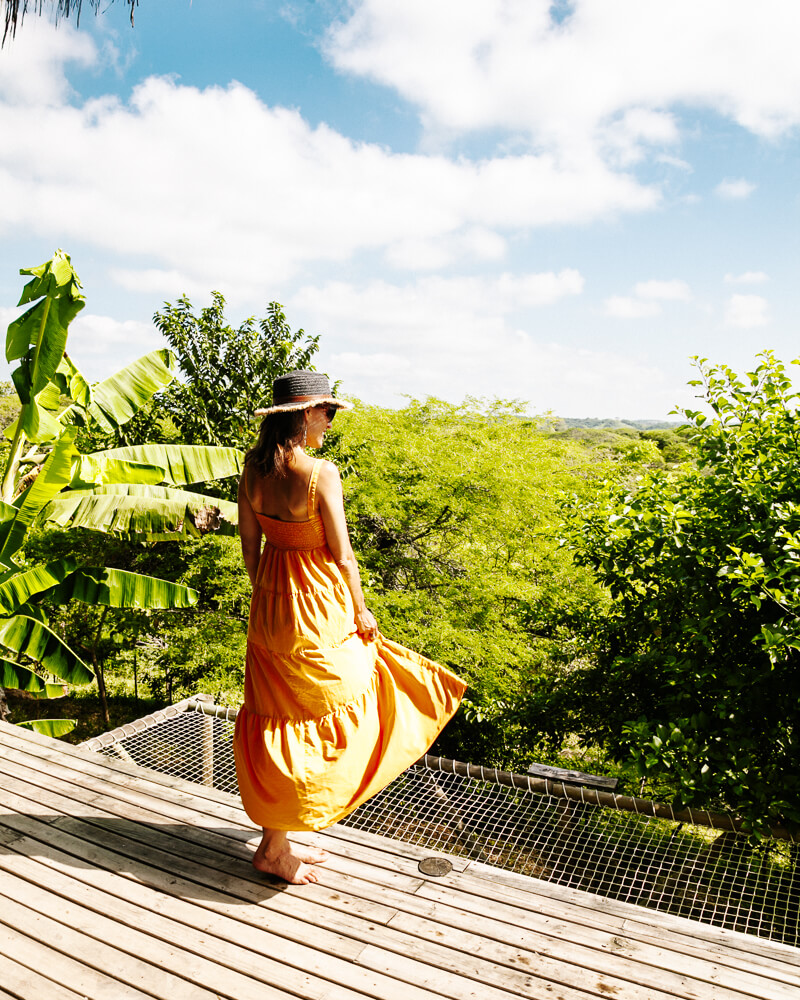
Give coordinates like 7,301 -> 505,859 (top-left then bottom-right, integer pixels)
317,404 -> 337,422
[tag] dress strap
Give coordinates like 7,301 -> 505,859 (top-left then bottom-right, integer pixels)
307,459 -> 323,518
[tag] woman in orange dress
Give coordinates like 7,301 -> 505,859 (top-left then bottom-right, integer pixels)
233,370 -> 466,884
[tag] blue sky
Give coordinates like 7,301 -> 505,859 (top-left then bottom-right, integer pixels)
1,0 -> 798,418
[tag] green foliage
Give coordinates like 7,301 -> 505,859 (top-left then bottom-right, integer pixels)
0,251 -> 243,720
563,352 -> 800,829
16,718 -> 78,738
325,397 -> 611,771
549,424 -> 694,468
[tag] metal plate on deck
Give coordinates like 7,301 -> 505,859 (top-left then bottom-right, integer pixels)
418,857 -> 453,877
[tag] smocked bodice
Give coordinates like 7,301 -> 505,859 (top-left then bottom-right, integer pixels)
250,457 -> 327,551
255,511 -> 327,551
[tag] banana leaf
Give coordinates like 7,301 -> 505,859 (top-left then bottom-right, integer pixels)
0,558 -> 79,615
43,486 -> 238,540
35,381 -> 62,411
1,657 -> 46,694
4,394 -> 62,444
53,353 -> 92,409
90,444 -> 243,486
46,567 -> 198,610
6,251 -> 85,402
0,428 -> 79,567
0,658 -> 63,699
87,349 -> 175,433
0,614 -> 93,685
16,251 -> 81,307
69,455 -> 166,489
0,501 -> 17,525
16,719 -> 77,737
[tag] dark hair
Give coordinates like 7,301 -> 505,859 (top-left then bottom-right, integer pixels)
245,409 -> 306,479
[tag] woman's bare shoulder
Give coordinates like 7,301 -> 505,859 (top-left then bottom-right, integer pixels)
317,459 -> 341,482
316,459 -> 343,496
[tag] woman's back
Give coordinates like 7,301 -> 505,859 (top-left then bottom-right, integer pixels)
245,457 -> 317,522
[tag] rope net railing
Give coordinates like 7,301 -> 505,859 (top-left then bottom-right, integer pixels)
81,697 -> 800,947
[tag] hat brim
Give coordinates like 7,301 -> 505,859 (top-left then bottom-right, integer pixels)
254,396 -> 353,417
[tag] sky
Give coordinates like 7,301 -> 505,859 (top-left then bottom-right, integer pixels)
0,0 -> 798,419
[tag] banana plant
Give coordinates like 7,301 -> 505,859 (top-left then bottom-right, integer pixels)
1,250 -> 245,734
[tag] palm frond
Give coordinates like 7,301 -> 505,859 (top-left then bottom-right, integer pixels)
3,3 -> 138,45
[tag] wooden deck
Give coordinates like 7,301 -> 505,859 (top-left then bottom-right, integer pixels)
1,721 -> 799,1000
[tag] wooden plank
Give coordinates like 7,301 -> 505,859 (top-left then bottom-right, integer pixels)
1,795 -> 789,1000
0,850 -> 453,1000
528,762 -> 619,791
4,721 -> 799,1000
0,803 -> 591,1000
4,760 -> 792,996
461,859 -> 800,965
414,880 -> 800,992
0,784 -> 535,1000
0,789 -> 640,1000
0,893 -> 220,1000
0,721 -> 241,812
0,807 -> 396,931
0,735 -> 455,894
0,832 -> 500,1000
1,740 -> 795,1000
387,906 -> 796,1000
0,724 -> 248,825
0,955 -> 94,1000
0,875 -> 350,1000
316,823 -> 472,872
0,759 -> 423,892
7,724 -> 764,972
0,826 -> 599,1000
0,789 -> 405,928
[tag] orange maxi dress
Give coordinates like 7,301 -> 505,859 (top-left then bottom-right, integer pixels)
233,459 -> 466,831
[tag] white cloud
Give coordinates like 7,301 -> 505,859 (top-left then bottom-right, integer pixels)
602,109 -> 680,166
66,313 -> 165,381
294,271 -> 584,350
724,294 -> 770,328
385,227 -> 507,271
656,154 -> 693,172
724,271 -> 769,284
715,178 -> 757,200
603,296 -> 661,319
604,278 -> 692,318
0,29 -> 657,300
633,280 -> 692,301
326,0 -> 800,153
0,21 -> 96,106
294,275 -> 669,416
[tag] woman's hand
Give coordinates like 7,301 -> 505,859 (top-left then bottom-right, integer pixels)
355,607 -> 378,641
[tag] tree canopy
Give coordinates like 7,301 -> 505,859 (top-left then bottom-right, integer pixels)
563,352 -> 800,829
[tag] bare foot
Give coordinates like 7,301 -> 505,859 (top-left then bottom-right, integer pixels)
287,841 -> 329,865
252,848 -> 319,885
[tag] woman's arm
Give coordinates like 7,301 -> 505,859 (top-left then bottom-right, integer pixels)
317,461 -> 378,639
238,469 -> 263,587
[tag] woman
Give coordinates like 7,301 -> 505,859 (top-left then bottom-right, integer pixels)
233,370 -> 466,885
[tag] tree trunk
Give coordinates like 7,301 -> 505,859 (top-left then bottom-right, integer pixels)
91,607 -> 110,728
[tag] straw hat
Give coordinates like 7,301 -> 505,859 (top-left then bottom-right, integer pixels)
255,370 -> 353,416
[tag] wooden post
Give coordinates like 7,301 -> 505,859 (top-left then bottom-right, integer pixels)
200,708 -> 214,787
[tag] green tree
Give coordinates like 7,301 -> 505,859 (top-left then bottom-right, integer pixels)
325,397 -> 611,770
564,352 -> 800,829
147,293 -> 320,454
